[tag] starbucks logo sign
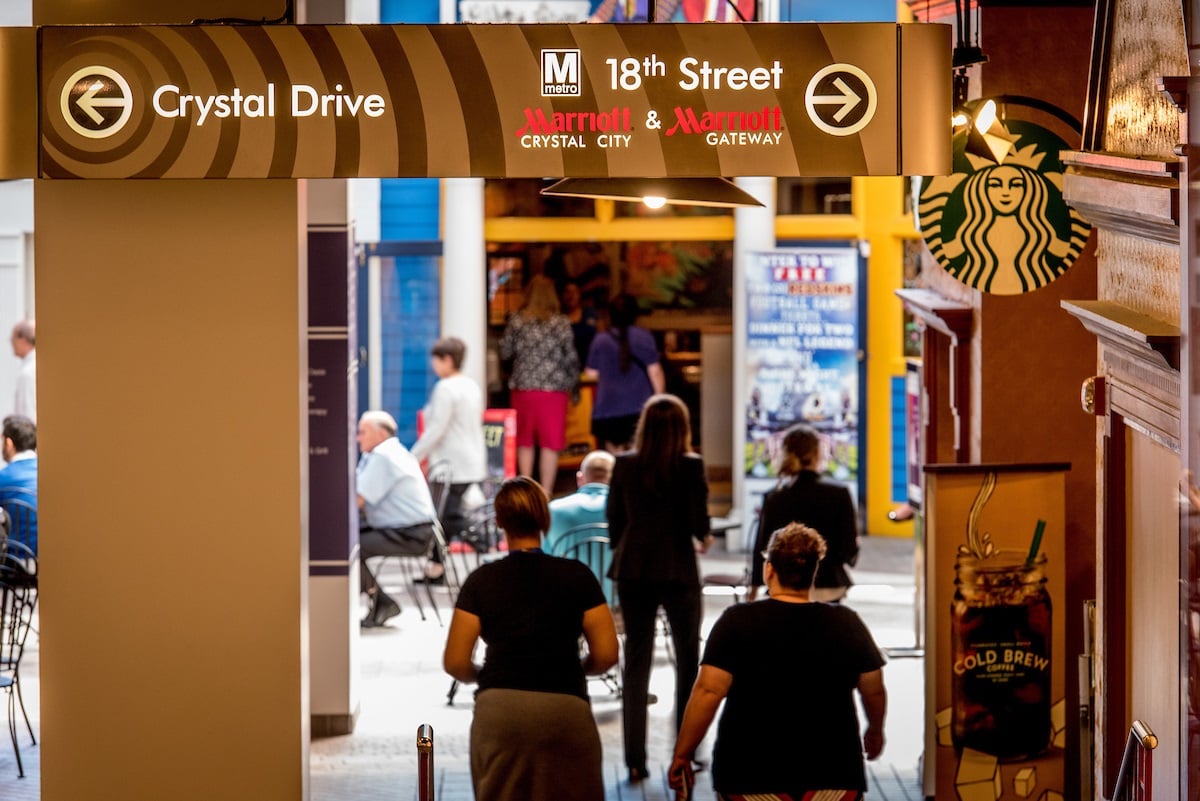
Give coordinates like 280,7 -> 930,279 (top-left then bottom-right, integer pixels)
918,116 -> 1090,295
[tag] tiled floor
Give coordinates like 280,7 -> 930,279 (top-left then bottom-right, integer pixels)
0,534 -> 924,801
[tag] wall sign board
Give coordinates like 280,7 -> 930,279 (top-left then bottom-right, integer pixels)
37,22 -> 950,179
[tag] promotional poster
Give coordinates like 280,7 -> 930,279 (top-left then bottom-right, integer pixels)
923,464 -> 1068,801
742,245 -> 865,523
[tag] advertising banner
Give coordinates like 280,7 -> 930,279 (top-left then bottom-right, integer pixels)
923,464 -> 1068,801
742,244 -> 865,529
38,22 -> 949,179
482,408 -> 518,482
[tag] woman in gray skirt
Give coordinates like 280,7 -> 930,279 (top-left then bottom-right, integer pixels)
444,476 -> 619,801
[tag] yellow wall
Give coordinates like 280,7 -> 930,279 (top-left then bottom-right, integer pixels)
485,177 -> 918,537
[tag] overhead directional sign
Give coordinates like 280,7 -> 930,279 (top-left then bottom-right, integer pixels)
37,23 -> 950,180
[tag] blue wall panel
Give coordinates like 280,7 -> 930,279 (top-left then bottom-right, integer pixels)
380,0 -> 439,23
378,255 -> 440,445
890,375 -> 906,503
780,0 -> 895,21
380,179 -> 440,242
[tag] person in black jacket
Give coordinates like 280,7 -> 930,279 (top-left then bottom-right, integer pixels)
606,394 -> 713,783
750,423 -> 860,602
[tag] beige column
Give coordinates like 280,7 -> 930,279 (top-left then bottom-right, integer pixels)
34,3 -> 309,800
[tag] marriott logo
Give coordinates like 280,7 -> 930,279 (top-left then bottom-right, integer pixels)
541,50 -> 582,97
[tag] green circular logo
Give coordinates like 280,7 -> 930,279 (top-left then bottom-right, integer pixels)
919,117 -> 1090,295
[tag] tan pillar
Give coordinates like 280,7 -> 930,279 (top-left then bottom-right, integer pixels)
34,4 -> 309,801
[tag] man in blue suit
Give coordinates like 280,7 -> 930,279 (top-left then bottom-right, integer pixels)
0,415 -> 37,555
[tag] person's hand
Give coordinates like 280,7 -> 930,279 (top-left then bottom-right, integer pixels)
696,533 -> 715,554
667,755 -> 694,792
863,725 -> 885,760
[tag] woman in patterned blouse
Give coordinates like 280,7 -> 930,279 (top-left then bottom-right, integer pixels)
499,275 -> 580,493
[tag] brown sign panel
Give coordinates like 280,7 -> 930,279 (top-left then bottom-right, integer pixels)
39,23 -> 950,179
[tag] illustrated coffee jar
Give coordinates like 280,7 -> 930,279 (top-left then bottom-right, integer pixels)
951,550 -> 1051,759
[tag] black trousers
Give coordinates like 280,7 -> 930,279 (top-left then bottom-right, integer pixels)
615,579 -> 702,771
359,522 -> 435,599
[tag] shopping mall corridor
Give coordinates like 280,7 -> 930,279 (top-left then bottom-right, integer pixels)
0,535 -> 923,801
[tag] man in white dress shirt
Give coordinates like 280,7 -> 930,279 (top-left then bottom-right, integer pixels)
356,410 -> 438,628
410,337 -> 487,583
9,321 -> 35,423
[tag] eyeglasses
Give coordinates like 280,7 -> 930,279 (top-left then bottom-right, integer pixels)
760,550 -> 771,563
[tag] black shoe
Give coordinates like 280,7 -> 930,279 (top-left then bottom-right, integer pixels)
362,596 -> 401,628
628,767 -> 650,783
413,573 -> 445,586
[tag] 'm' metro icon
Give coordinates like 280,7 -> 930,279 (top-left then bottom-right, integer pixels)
541,50 -> 582,97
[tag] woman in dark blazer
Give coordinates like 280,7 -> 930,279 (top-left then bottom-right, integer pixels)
606,394 -> 712,782
750,423 -> 860,602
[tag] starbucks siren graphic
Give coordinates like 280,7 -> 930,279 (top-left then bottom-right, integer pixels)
918,107 -> 1090,294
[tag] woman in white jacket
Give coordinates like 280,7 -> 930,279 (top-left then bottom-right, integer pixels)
411,336 -> 488,581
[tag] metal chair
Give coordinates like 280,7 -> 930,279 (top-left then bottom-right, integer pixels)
458,500 -> 500,569
0,498 -> 36,560
546,522 -> 613,606
702,517 -> 759,605
425,460 -> 454,521
377,520 -> 456,626
0,559 -> 37,777
559,534 -> 622,698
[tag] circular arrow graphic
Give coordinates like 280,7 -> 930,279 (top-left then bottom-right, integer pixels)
805,64 -> 877,137
60,66 -> 134,140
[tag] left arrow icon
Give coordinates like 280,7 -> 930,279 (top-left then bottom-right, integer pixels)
75,80 -> 131,125
60,66 -> 134,139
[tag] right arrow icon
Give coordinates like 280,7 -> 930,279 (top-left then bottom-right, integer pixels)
810,77 -> 862,123
805,64 -> 877,137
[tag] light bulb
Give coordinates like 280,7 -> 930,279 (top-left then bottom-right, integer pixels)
642,195 -> 667,209
974,99 -> 998,134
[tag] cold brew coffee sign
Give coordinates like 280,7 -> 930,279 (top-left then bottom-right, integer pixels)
923,464 -> 1068,801
38,22 -> 950,179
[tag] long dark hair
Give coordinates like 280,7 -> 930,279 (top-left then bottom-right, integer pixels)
632,394 -> 692,491
608,294 -> 640,373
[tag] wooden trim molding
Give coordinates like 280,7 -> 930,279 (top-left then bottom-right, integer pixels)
895,288 -> 972,341
1060,151 -> 1180,245
896,288 -> 973,464
1060,300 -> 1179,372
1062,299 -> 1181,452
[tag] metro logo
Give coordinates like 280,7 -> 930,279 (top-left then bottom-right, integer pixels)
541,49 -> 582,97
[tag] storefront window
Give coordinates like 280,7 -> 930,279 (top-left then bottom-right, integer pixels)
484,178 -> 595,218
776,177 -> 852,214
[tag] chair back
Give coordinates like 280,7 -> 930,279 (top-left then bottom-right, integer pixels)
557,529 -> 614,608
0,497 -> 36,556
426,461 -> 455,520
463,500 -> 500,555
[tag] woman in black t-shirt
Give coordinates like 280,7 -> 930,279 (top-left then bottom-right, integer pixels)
444,477 -> 619,801
669,523 -> 887,799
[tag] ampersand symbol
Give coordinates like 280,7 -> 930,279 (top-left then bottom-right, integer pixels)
645,110 -> 661,130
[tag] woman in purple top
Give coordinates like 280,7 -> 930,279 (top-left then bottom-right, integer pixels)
583,295 -> 665,451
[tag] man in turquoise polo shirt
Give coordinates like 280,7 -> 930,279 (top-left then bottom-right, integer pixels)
545,450 -> 615,604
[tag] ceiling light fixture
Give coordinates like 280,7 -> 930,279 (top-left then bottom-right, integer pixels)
540,177 -> 765,208
963,99 -> 1015,164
